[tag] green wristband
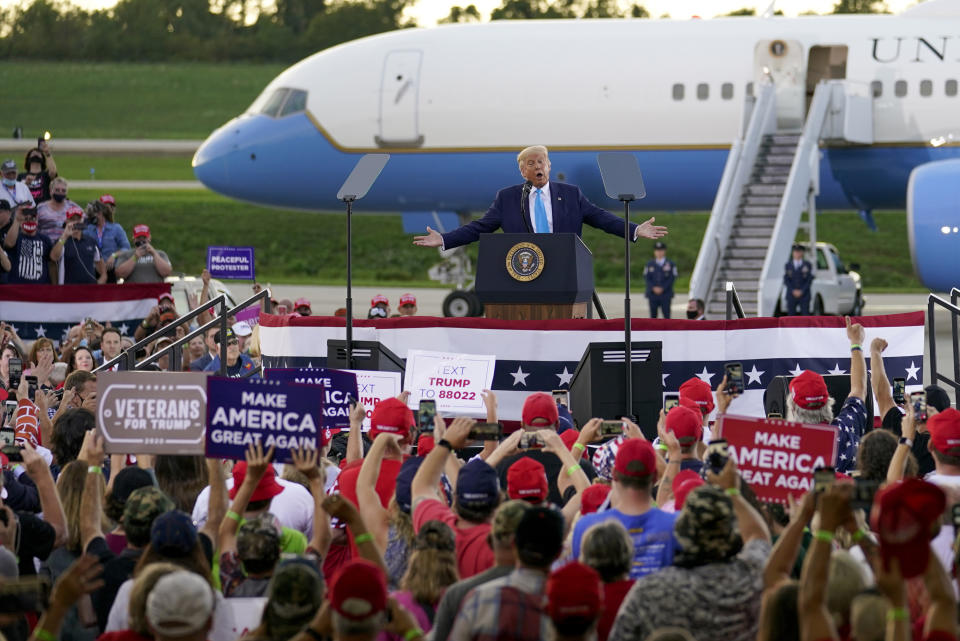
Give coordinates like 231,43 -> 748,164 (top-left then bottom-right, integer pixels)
403,628 -> 424,641
572,442 -> 586,452
814,529 -> 835,543
887,607 -> 908,622
35,628 -> 56,641
354,532 -> 373,545
565,464 -> 581,477
87,465 -> 102,475
226,510 -> 241,522
656,443 -> 668,452
852,528 -> 868,542
724,487 -> 740,497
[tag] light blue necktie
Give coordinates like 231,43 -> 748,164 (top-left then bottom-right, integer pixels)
534,188 -> 549,233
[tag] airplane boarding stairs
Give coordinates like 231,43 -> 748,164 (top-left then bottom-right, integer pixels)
689,80 -> 874,318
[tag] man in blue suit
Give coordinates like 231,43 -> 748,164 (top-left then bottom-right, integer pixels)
784,243 -> 815,315
413,145 -> 667,250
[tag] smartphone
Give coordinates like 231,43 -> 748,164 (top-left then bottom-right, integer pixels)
766,412 -> 783,419
664,393 -> 680,413
814,466 -> 836,493
952,504 -> 960,530
8,357 -> 21,390
1,444 -> 23,463
892,377 -> 905,405
551,389 -> 569,407
599,420 -> 624,437
910,391 -> 927,422
468,422 -> 502,441
3,400 -> 17,426
0,575 -> 51,614
0,426 -> 14,446
25,375 -> 38,402
705,439 -> 729,474
519,432 -> 544,449
418,400 -> 437,433
725,362 -> 744,395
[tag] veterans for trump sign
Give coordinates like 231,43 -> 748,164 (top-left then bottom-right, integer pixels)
717,414 -> 838,504
206,377 -> 325,463
97,372 -> 207,455
405,349 -> 496,414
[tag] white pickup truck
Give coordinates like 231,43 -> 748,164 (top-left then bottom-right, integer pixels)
775,241 -> 865,316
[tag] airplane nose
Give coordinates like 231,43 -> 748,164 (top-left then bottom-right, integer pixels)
193,121 -> 241,194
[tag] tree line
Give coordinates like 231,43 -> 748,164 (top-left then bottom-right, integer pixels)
0,0 -> 888,63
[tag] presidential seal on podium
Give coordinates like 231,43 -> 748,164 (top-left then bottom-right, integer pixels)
506,242 -> 545,282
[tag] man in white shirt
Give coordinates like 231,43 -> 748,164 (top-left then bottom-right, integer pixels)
1,159 -> 36,209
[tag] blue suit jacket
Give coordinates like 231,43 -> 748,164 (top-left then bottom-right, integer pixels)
441,181 -> 639,250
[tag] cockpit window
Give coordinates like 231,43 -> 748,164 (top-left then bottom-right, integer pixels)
279,89 -> 308,116
260,88 -> 290,117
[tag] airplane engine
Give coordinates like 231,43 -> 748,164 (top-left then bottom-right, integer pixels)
907,158 -> 960,293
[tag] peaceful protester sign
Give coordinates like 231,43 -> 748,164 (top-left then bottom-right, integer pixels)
717,414 -> 839,504
205,377 -> 325,464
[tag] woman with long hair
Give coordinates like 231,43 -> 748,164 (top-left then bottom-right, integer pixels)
27,337 -> 57,388
379,520 -> 459,640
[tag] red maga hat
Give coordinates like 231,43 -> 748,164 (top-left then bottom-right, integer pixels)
789,370 -> 830,410
507,457 -> 549,503
522,392 -> 558,428
679,378 -> 715,415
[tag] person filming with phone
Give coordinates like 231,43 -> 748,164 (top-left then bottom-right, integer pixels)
114,224 -> 171,283
59,206 -> 106,284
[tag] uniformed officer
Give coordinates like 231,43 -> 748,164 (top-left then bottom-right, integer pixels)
783,243 -> 814,315
644,241 -> 677,318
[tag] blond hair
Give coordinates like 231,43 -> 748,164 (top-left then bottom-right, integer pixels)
51,176 -> 68,190
517,145 -> 549,167
57,460 -> 103,554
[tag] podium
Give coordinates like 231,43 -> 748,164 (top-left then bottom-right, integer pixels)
475,233 -> 594,320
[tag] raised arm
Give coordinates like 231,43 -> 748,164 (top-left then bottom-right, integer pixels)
356,433 -> 396,552
922,546 -> 959,639
218,442 -> 275,555
478,390 -> 499,460
22,442 -> 67,548
846,317 -> 866,401
201,458 -> 228,544
78,430 -> 107,552
799,486 -> 851,641
708,457 -> 770,544
655,411 -> 682,507
345,400 -> 366,465
322,493 -> 387,575
292,445 -> 331,557
870,338 -> 898,418
412,418 -> 474,508
887,409 -> 915,484
28,555 -> 103,641
762,492 -> 815,595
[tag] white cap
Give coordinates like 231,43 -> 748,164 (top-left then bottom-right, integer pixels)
231,321 -> 253,337
146,571 -> 215,637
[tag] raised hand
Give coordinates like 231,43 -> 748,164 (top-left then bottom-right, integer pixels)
49,555 -> 104,609
845,316 -> 865,345
291,444 -> 323,482
635,217 -> 668,240
79,429 -> 105,467
243,441 -> 275,485
413,226 -> 443,247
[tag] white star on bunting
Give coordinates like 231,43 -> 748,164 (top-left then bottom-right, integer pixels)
745,365 -> 764,386
789,363 -> 804,377
827,363 -> 847,375
117,323 -> 130,336
905,361 -> 920,381
555,367 -> 573,387
510,366 -> 530,387
695,366 -> 714,385
35,325 -> 46,338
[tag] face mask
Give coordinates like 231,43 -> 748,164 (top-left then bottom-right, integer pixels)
21,220 -> 38,234
2,178 -> 15,187
52,193 -> 66,203
686,310 -> 700,320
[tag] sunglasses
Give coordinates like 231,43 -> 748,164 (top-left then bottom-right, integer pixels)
227,339 -> 239,346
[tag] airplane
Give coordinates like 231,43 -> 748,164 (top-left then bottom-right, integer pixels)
192,0 -> 960,315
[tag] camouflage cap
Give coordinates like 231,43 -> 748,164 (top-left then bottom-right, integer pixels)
264,556 -> 325,639
123,486 -> 175,545
237,513 -> 282,562
673,485 -> 743,568
491,499 -> 532,540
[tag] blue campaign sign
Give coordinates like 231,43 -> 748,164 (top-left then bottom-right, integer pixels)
206,377 -> 324,463
207,246 -> 255,280
264,368 -> 358,434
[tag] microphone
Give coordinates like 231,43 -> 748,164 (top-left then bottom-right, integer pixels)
520,180 -> 534,233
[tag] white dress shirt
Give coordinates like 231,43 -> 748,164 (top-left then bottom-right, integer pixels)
527,183 -> 554,233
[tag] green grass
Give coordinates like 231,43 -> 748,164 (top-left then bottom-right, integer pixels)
56,155 -> 196,182
1,62 -> 285,139
68,189 -> 925,291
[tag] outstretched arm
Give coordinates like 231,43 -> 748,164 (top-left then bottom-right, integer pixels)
846,317 -> 866,401
869,338 -> 897,418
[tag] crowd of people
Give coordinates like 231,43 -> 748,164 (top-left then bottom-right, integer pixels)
1,145 -> 174,286
1,312 -> 959,641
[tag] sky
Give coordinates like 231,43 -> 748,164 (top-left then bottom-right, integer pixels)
0,0 -> 919,26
